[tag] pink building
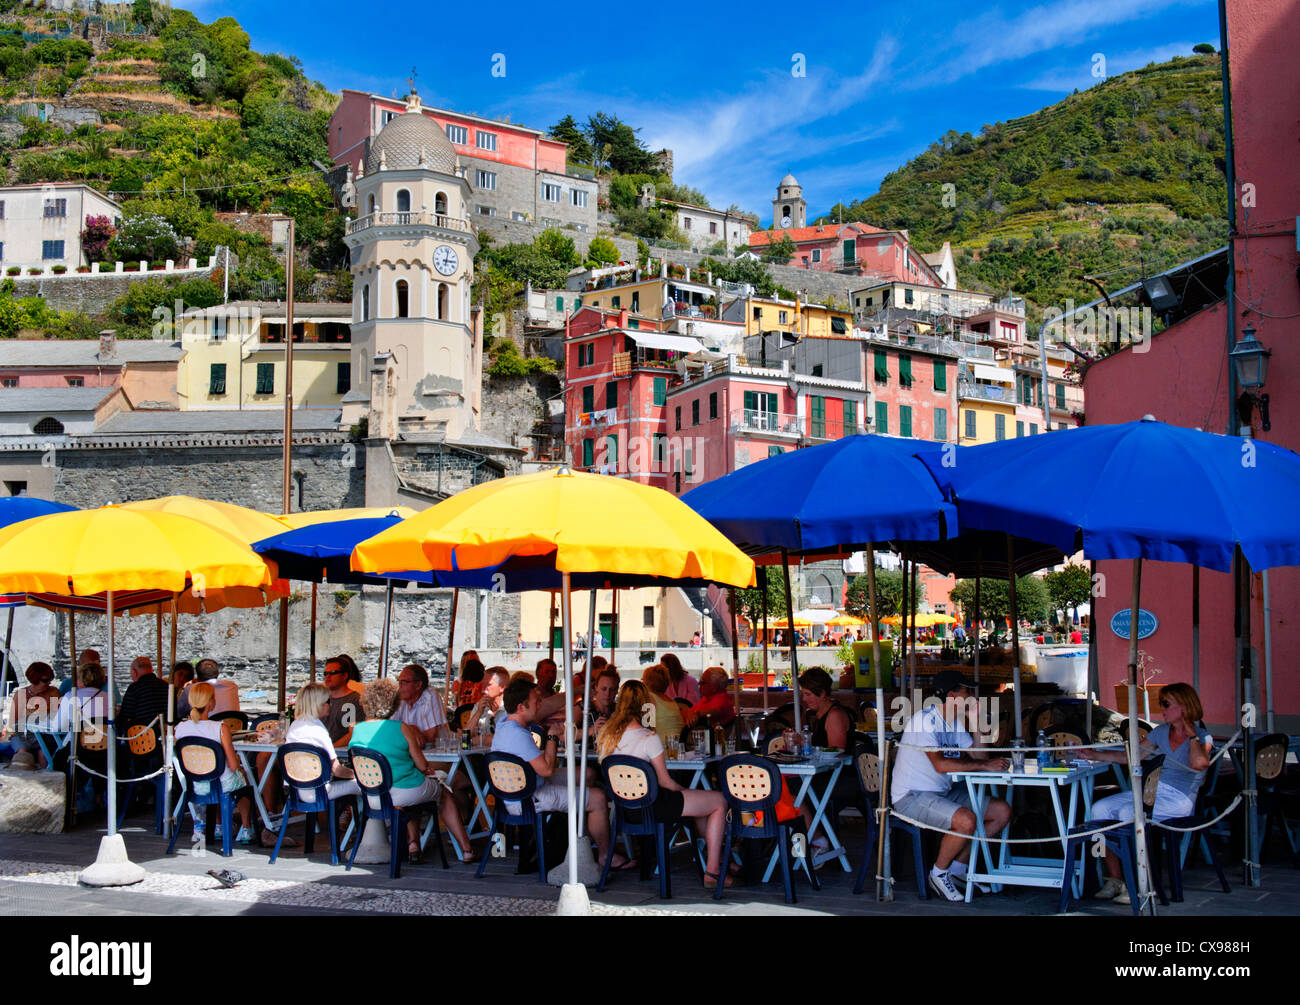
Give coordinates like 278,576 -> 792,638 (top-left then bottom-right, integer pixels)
1084,0 -> 1298,728
749,222 -> 944,284
0,337 -> 181,409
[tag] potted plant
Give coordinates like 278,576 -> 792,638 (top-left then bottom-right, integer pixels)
123,264 -> 138,272
26,268 -> 41,275
51,265 -> 67,274
5,267 -> 19,276
76,266 -> 90,273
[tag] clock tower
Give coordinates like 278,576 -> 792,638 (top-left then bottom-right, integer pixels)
772,173 -> 806,229
343,90 -> 482,440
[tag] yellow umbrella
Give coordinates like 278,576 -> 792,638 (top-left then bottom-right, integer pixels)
826,613 -> 864,626
881,614 -> 903,625
353,469 -> 754,586
280,506 -> 417,530
121,495 -> 290,543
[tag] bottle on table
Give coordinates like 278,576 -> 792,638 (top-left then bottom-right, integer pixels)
1011,739 -> 1025,773
800,725 -> 812,758
1036,730 -> 1051,770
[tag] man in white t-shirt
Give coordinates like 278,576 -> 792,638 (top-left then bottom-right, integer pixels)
196,659 -> 240,716
391,664 -> 449,745
891,670 -> 1012,902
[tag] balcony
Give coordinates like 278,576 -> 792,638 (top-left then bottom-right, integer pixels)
730,409 -> 801,436
957,380 -> 1012,403
345,211 -> 471,236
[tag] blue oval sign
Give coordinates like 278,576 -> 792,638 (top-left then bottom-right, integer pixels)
1110,609 -> 1158,640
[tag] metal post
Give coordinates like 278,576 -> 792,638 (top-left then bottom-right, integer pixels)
760,566 -> 770,713
1126,558 -> 1155,914
68,610 -> 76,680
442,587 -> 457,696
1238,548 -> 1259,887
309,583 -> 318,684
578,590 -> 597,837
379,582 -> 395,679
973,551 -> 982,696
1262,570 -> 1274,733
1007,536 -> 1022,741
558,572 -> 585,908
1086,560 -> 1097,739
106,590 -> 117,837
548,590 -> 556,663
780,549 -> 802,735
609,589 -> 618,666
867,543 -> 890,901
277,598 -> 288,713
729,588 -> 740,720
898,555 -> 909,699
1191,565 -> 1201,693
909,557 -> 919,692
155,609 -> 162,678
279,217 -> 296,717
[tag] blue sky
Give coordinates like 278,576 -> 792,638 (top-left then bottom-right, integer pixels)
193,0 -> 1221,227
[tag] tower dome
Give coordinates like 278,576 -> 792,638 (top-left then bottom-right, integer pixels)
779,173 -> 800,189
364,91 -> 458,175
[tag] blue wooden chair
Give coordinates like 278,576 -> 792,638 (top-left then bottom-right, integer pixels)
598,755 -> 699,899
346,746 -> 447,878
270,743 -> 340,865
477,752 -> 551,882
850,750 -> 882,896
166,737 -> 236,857
116,724 -> 166,834
713,753 -> 819,904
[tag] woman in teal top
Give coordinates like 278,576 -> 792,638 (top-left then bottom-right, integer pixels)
349,678 -> 477,864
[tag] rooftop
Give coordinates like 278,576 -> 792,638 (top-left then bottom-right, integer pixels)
0,387 -> 117,413
0,340 -> 183,367
93,408 -> 343,435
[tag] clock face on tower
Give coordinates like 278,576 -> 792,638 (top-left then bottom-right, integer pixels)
433,245 -> 459,276
781,216 -> 792,228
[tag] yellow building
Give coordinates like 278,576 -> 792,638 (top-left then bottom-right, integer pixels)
177,301 -> 353,412
957,361 -> 1016,444
725,295 -> 852,339
518,586 -> 714,650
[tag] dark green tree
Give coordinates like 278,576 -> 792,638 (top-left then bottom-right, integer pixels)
732,573 -> 787,631
587,111 -> 655,175
761,233 -> 797,265
949,576 -> 1050,624
549,114 -> 592,165
844,568 -> 914,619
1045,564 -> 1093,619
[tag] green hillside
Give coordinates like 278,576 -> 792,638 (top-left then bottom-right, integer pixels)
821,54 -> 1229,314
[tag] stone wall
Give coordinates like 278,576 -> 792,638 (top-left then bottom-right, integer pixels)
12,261 -> 226,315
641,245 -> 863,306
480,373 -> 561,455
476,217 -> 638,263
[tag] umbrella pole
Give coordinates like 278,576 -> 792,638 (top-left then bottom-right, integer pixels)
898,556 -> 907,700
729,588 -> 740,721
780,549 -> 802,735
973,549 -> 982,696
155,610 -> 162,680
106,590 -> 117,837
1262,570 -> 1273,733
1237,548 -> 1259,888
1126,558 -> 1155,914
277,597 -> 288,713
0,608 -> 12,704
168,598 -> 177,674
1191,565 -> 1200,693
381,582 -> 396,680
309,583 -> 318,684
909,557 -> 919,697
1007,536 -> 1022,742
1086,561 -> 1097,739
164,595 -> 177,842
68,610 -> 75,681
442,587 -> 457,700
760,566 -> 770,714
556,571 -> 588,914
866,543 -> 891,902
577,589 -> 596,836
548,591 -> 556,664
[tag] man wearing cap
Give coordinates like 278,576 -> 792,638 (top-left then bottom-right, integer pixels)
891,669 -> 1011,901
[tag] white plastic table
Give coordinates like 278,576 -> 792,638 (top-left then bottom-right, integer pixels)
950,760 -> 1110,903
766,755 -> 852,878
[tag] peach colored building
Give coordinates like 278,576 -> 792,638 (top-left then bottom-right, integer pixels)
0,335 -> 181,409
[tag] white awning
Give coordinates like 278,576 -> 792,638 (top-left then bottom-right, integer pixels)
627,332 -> 705,353
262,316 -> 352,324
972,363 -> 1011,383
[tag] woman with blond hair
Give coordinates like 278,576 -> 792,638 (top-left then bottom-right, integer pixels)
285,683 -> 359,798
1081,681 -> 1213,904
174,681 -> 255,844
597,680 -> 732,888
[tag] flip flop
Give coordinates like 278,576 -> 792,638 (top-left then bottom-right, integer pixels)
612,857 -> 639,871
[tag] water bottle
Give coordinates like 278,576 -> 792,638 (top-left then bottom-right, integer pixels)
1036,730 -> 1051,770
800,726 -> 812,759
478,709 -> 493,745
1010,739 -> 1025,773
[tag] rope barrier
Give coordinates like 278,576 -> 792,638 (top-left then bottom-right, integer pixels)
1148,795 -> 1243,833
886,808 -> 1132,844
69,760 -> 169,784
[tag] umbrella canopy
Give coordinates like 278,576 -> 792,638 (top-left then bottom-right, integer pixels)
825,613 -> 864,626
0,507 -> 274,595
918,419 -> 1300,574
900,529 -> 1065,579
254,517 -> 441,586
120,495 -> 289,544
0,497 -> 77,526
681,435 -> 956,556
278,507 -> 417,530
352,468 -> 755,588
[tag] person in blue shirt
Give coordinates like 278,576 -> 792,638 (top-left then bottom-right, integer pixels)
1081,681 -> 1213,905
490,678 -> 631,870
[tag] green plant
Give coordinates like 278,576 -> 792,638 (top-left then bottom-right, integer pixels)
5,267 -> 18,276
834,637 -> 855,666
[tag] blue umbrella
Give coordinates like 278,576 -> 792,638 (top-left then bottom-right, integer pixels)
919,417 -> 1300,902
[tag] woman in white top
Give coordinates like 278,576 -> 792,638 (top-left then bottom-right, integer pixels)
285,683 -> 359,799
174,682 -> 255,844
50,662 -> 109,733
597,680 -> 731,889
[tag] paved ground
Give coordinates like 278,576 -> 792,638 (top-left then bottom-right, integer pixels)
1,806 -> 1296,917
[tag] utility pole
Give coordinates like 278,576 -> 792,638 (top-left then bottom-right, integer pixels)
277,217 -> 296,713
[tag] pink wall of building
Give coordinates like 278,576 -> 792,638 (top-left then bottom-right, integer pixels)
1083,0 -> 1300,727
871,346 -> 957,441
0,368 -> 118,388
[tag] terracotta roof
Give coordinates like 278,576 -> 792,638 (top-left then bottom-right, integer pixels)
748,222 -> 887,247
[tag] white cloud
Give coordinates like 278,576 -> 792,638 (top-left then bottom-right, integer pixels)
1017,42 -> 1203,90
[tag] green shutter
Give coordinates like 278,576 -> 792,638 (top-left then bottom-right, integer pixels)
582,438 -> 594,466
875,401 -> 888,435
555,296 -> 564,311
605,381 -> 617,410
1016,420 -> 1025,438
628,318 -> 640,329
336,361 -> 350,394
965,410 -> 976,439
900,405 -> 912,438
843,399 -> 857,436
653,377 -> 666,406
874,352 -> 888,382
1055,383 -> 1066,409
810,396 -> 825,438
1030,423 -> 1038,436
582,385 -> 594,412
744,390 -> 756,412
766,392 -> 777,415
933,360 -> 947,392
606,434 -> 618,469
995,414 -> 1006,440
899,354 -> 913,386
842,239 -> 855,262
768,446 -> 783,457
934,407 -> 947,441
255,362 -> 274,395
209,363 -> 226,395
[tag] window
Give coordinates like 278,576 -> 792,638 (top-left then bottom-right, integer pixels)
476,130 -> 497,151
395,279 -> 409,318
256,363 -> 274,395
555,295 -> 564,312
435,192 -> 448,215
605,382 -> 617,410
0,242 -> 3,261
361,284 -> 370,322
752,307 -> 761,321
842,239 -> 856,263
683,217 -> 692,230
674,471 -> 682,493
0,201 -> 4,218
337,362 -> 351,394
933,361 -> 947,392
831,316 -> 847,334
571,189 -> 588,208
437,284 -> 448,320
208,363 -> 227,396
512,211 -> 529,222
709,392 -> 718,420
367,193 -> 376,215
843,399 -> 857,435
395,189 -> 410,212
475,205 -> 497,216
211,312 -> 227,340
631,292 -> 640,313
691,399 -> 700,426
582,438 -> 594,467
42,240 -> 65,260
65,376 -> 83,387
4,481 -> 25,496
810,396 -> 825,438
643,605 -> 655,628
1055,383 -> 1066,410
653,432 -> 667,466
0,378 -> 14,388
381,110 -> 396,125
675,406 -> 681,430
874,352 -> 889,383
1016,420 -> 1025,438
582,385 -> 594,412
605,434 -> 618,472
768,446 -> 784,458
1029,423 -> 1039,435
446,124 -> 467,145
811,249 -> 822,263
811,364 -> 823,377
934,407 -> 948,441
995,413 -> 1006,441
44,198 -> 67,218
900,405 -> 913,438
898,353 -> 913,387
778,311 -> 788,324
875,401 -> 888,435
542,183 -> 561,202
904,288 -> 914,305
611,296 -> 620,308
965,410 -> 976,439
709,221 -> 717,235
34,417 -> 63,436
653,377 -> 667,406
577,343 -> 594,367
475,169 -> 497,190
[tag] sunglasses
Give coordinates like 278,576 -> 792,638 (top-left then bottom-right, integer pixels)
1159,697 -> 1173,709
324,668 -> 347,676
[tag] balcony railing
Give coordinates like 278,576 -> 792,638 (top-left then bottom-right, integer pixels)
345,212 -> 471,236
957,380 -> 1011,402
730,409 -> 801,436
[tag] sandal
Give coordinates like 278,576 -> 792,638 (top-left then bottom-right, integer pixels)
703,871 -> 735,889
612,856 -> 639,872
407,841 -> 422,865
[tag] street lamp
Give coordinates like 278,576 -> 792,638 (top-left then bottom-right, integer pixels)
1229,324 -> 1271,431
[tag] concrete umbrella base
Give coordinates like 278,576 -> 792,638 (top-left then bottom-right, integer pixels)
78,834 -> 146,887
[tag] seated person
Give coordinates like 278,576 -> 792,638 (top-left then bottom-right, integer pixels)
797,667 -> 853,750
466,666 -> 511,735
583,667 -> 621,739
891,670 -> 1010,902
335,653 -> 364,696
285,683 -> 358,799
536,658 -> 558,695
322,658 -> 364,746
170,661 -> 195,722
2,663 -> 59,767
661,652 -> 701,706
350,678 -> 476,863
195,658 -> 239,715
597,680 -> 731,888
687,667 -> 736,728
641,664 -> 684,744
174,682 -> 255,844
115,656 -> 170,738
392,664 -> 449,746
1080,682 -> 1212,906
490,679 -> 628,869
454,658 -> 485,707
